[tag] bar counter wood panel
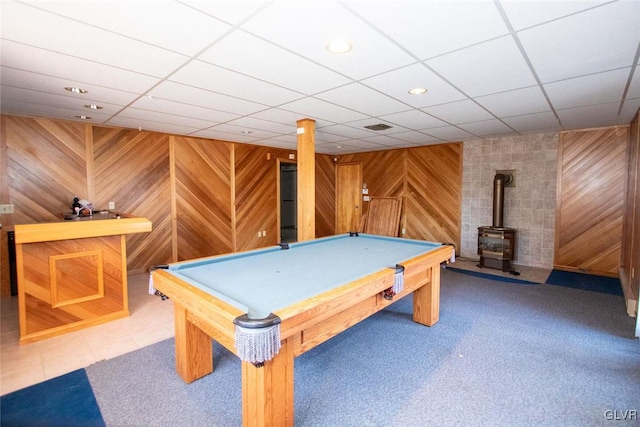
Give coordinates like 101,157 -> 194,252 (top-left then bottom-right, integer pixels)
14,215 -> 151,344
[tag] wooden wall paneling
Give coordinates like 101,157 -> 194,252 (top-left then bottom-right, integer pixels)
620,110 -> 639,315
1,116 -> 9,296
338,150 -> 404,232
633,112 -> 640,313
173,136 -> 233,260
4,116 -> 89,224
555,126 -> 629,276
92,127 -> 171,272
234,144 -> 292,251
315,154 -> 336,237
405,144 -> 462,248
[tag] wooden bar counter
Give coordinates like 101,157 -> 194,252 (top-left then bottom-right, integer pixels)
14,212 -> 152,344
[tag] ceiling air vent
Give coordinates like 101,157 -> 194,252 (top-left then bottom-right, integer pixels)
364,123 -> 392,131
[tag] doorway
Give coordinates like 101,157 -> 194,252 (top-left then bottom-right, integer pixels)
279,161 -> 297,243
335,162 -> 362,234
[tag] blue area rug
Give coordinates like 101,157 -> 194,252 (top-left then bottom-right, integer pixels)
445,266 -> 538,285
545,269 -> 623,295
0,369 -> 104,427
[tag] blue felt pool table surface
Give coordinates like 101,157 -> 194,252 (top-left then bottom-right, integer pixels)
167,233 -> 444,319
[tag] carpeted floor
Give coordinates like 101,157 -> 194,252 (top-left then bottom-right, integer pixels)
3,268 -> 638,426
545,269 -> 623,296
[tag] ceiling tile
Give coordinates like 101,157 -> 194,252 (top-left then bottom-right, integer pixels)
198,30 -> 351,95
112,107 -> 219,130
206,123 -> 282,139
1,1 -> 188,77
279,97 -> 368,124
0,99 -> 111,124
348,0 -> 509,59
149,81 -> 267,115
318,124 -> 378,140
19,0 -> 231,55
426,35 -> 537,97
129,96 -> 240,123
457,119 -> 514,137
502,111 -> 561,133
517,1 -> 640,83
0,41 -> 160,93
190,128 -> 262,143
424,126 -> 474,141
544,68 -> 631,110
315,83 -> 409,117
362,63 -> 466,108
499,0 -> 611,30
422,100 -> 494,124
475,86 -> 551,117
1,85 -> 124,115
177,0 -> 271,26
619,98 -> 640,123
556,102 -> 621,129
241,0 -> 416,79
380,131 -> 441,145
250,108 -> 312,126
169,60 -> 304,106
378,110 -> 449,131
627,68 -> 640,99
224,116 -> 296,135
0,66 -> 142,106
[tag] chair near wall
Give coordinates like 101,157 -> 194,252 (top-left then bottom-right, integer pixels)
359,196 -> 402,237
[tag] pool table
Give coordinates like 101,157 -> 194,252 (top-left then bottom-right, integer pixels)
152,233 -> 454,426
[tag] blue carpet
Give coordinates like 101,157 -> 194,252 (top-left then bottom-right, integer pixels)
445,265 -> 538,284
0,369 -> 104,427
545,269 -> 623,295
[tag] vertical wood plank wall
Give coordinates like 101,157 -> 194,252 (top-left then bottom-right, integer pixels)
555,126 -> 629,276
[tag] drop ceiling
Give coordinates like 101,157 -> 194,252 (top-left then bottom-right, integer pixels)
1,0 -> 639,154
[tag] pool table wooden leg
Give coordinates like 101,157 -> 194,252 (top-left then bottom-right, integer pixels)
413,264 -> 440,326
174,304 -> 213,383
241,337 -> 294,427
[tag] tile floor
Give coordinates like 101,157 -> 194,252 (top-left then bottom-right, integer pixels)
1,273 -> 174,395
0,257 -> 551,396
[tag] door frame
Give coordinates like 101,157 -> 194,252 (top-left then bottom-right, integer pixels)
277,158 -> 297,243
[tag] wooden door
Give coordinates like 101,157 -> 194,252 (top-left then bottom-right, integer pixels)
335,163 -> 362,234
555,126 -> 629,276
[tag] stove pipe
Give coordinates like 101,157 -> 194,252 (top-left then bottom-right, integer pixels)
492,173 -> 507,228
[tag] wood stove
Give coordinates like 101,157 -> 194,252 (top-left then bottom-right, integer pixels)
478,173 -> 517,273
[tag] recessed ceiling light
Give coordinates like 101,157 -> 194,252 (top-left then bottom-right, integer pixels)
408,87 -> 428,95
326,39 -> 352,54
64,86 -> 88,94
241,130 -> 253,134
84,104 -> 102,110
75,115 -> 91,120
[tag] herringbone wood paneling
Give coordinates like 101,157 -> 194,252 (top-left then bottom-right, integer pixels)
406,144 -> 462,247
234,145 -> 293,251
93,127 -> 171,271
338,144 -> 461,247
174,136 -> 233,260
556,126 -> 629,276
4,116 -> 88,224
315,154 -> 336,237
